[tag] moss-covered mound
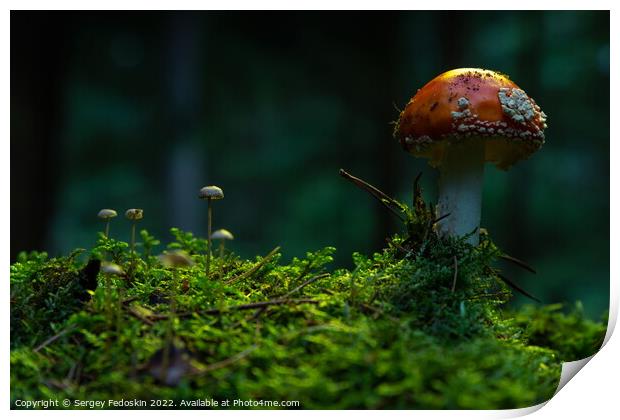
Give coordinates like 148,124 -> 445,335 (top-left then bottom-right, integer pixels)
10,181 -> 607,409
10,227 -> 606,409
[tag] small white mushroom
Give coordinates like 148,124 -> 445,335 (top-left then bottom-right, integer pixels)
199,185 -> 224,277
125,208 -> 144,221
101,261 -> 125,325
199,186 -> 224,200
211,229 -> 234,258
159,250 -> 195,268
211,229 -> 234,241
125,208 -> 144,278
101,262 -> 125,276
98,209 -> 118,219
98,209 -> 118,238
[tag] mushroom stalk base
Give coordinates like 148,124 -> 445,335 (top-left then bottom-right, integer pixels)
436,139 -> 485,245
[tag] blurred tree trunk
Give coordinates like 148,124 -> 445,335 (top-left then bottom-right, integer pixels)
368,12 -> 400,249
165,14 -> 205,233
510,12 -> 544,258
438,11 -> 466,68
10,13 -> 67,260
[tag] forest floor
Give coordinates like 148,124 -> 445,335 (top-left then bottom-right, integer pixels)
10,180 -> 607,409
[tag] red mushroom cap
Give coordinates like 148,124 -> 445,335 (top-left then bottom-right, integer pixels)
394,68 -> 547,169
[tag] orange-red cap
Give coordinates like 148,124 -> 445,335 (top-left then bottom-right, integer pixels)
394,68 -> 547,169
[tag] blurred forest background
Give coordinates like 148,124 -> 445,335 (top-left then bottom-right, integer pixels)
11,11 -> 609,318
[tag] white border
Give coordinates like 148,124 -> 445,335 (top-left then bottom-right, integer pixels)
4,2 -> 616,419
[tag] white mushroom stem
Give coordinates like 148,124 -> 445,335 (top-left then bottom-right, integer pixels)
436,138 -> 485,245
206,198 -> 213,277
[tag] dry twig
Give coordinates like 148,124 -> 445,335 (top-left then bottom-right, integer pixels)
451,255 -> 458,292
34,325 -> 76,353
225,246 -> 281,285
151,298 -> 319,320
339,169 -> 404,221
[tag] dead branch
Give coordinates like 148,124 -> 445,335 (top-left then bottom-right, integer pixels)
151,298 -> 319,320
339,169 -> 404,221
451,255 -> 458,292
499,254 -> 537,274
225,246 -> 281,285
192,345 -> 257,376
34,325 -> 76,353
496,272 -> 541,302
281,273 -> 329,299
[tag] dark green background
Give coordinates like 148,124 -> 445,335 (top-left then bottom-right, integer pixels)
11,11 -> 609,317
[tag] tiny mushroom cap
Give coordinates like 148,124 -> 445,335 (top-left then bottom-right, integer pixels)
101,262 -> 125,276
211,229 -> 234,241
98,209 -> 118,219
394,68 -> 547,170
199,185 -> 224,200
159,250 -> 195,268
125,208 -> 144,221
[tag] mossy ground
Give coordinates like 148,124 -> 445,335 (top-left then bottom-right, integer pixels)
10,192 -> 607,409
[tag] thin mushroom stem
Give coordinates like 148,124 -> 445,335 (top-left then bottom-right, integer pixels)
124,209 -> 143,281
104,220 -> 110,239
199,186 -> 224,278
130,222 -> 136,256
219,240 -> 225,258
436,138 -> 485,245
206,198 -> 212,277
129,222 -> 137,280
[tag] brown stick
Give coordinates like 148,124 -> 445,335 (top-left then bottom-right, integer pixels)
192,345 -> 257,376
496,272 -> 541,302
499,254 -> 537,274
359,303 -> 400,323
281,273 -> 329,298
451,255 -> 458,292
432,213 -> 451,225
122,296 -> 140,305
225,246 -> 281,285
339,169 -> 404,221
127,306 -> 155,326
231,274 -> 328,328
230,307 -> 267,329
151,298 -> 319,320
34,325 -> 76,353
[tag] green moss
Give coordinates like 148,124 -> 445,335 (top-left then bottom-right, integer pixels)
10,189 -> 607,409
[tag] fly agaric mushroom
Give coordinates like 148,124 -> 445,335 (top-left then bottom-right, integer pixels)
394,68 -> 547,245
